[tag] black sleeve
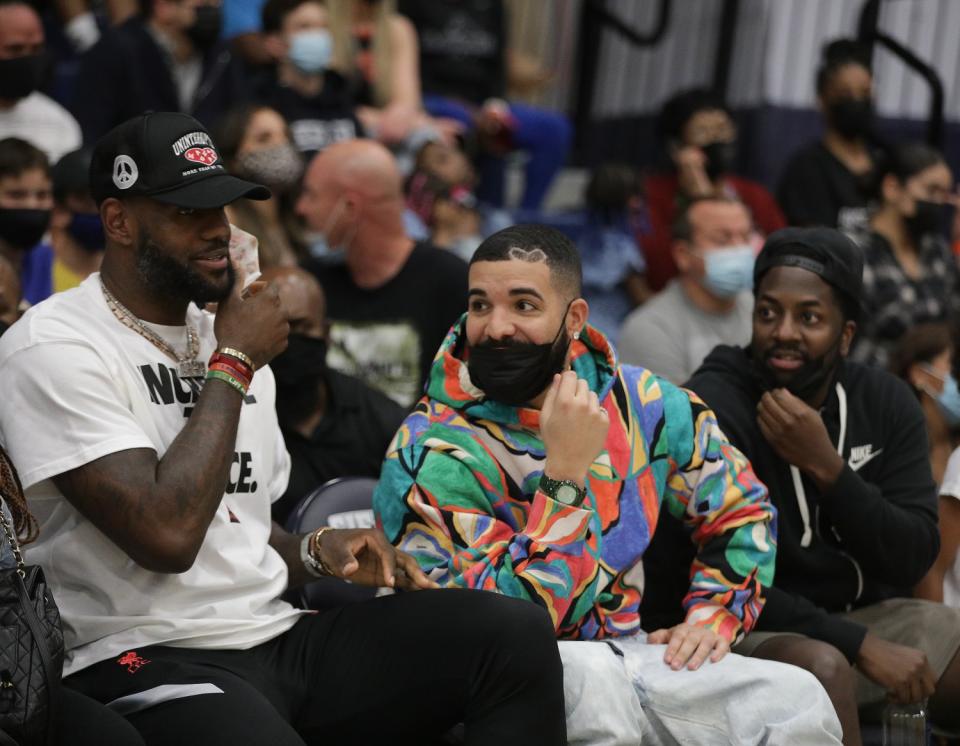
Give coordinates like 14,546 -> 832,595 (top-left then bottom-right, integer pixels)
818,380 -> 939,587
757,585 -> 867,662
71,36 -> 124,144
776,148 -> 838,228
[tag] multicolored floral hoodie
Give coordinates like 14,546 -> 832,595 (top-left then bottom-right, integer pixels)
373,318 -> 776,642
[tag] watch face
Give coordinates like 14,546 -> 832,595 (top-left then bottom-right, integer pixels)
556,484 -> 580,505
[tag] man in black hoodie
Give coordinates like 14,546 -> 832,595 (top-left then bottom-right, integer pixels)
659,227 -> 960,739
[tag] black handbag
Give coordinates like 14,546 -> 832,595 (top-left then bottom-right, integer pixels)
0,501 -> 63,746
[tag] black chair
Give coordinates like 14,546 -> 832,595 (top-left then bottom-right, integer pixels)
284,477 -> 383,610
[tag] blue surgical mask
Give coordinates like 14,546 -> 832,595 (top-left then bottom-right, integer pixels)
700,244 -> 755,298
288,29 -> 332,75
921,365 -> 960,427
67,212 -> 105,253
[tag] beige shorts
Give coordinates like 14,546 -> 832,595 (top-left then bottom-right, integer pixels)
734,598 -> 960,708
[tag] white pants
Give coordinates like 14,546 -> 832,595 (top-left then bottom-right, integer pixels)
559,637 -> 843,745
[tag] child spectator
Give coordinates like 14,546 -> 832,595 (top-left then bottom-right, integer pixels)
643,87 -> 785,291
258,0 -> 362,159
850,142 -> 960,367
0,137 -> 53,305
778,39 -> 879,232
49,148 -> 104,293
214,103 -> 307,267
889,322 -> 958,484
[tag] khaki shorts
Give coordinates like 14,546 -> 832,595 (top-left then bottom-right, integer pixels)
734,598 -> 960,708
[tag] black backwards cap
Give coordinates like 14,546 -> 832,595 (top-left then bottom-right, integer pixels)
754,227 -> 864,305
90,112 -> 270,208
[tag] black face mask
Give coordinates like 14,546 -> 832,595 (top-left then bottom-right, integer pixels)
0,53 -> 46,101
272,334 -> 328,426
0,208 -> 50,250
828,97 -> 873,140
701,140 -> 737,181
905,199 -> 947,241
186,5 -> 222,51
752,330 -> 845,403
467,316 -> 570,407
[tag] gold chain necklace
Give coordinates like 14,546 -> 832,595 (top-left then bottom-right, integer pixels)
100,278 -> 206,378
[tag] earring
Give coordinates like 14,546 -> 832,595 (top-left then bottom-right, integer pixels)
573,331 -> 580,340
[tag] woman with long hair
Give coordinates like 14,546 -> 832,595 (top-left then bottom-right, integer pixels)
850,142 -> 959,367
214,104 -> 307,268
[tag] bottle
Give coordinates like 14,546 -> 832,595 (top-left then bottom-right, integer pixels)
882,700 -> 927,746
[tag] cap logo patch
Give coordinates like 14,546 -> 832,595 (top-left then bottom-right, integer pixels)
112,155 -> 138,190
183,147 -> 218,166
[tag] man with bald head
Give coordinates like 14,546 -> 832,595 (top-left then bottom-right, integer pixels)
262,266 -> 405,522
297,139 -> 468,407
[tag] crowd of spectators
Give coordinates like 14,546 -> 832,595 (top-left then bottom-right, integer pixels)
1,0 -> 960,744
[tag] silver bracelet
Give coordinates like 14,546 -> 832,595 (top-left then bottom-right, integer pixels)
300,528 -> 334,578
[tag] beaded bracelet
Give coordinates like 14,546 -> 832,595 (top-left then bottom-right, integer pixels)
206,367 -> 248,396
217,346 -> 255,372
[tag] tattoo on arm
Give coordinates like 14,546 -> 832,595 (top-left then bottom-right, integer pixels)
53,379 -> 245,573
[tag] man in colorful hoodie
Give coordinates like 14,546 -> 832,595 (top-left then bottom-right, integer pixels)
374,224 -> 842,744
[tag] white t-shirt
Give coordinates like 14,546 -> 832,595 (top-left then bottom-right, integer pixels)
940,448 -> 960,607
0,92 -> 82,163
0,274 -> 303,675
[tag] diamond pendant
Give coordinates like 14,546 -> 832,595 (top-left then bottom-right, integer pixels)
178,359 -> 207,379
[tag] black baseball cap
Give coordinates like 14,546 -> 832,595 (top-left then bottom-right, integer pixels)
754,227 -> 864,304
90,112 -> 271,208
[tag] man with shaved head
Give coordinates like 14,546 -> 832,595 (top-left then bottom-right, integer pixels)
297,139 -> 468,407
261,266 -> 404,522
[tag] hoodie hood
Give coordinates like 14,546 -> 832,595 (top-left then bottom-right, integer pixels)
424,313 -> 619,428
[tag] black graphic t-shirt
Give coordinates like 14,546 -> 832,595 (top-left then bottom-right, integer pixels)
258,70 -> 362,159
309,243 -> 468,407
399,0 -> 506,104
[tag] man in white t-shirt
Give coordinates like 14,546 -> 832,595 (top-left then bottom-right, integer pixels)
0,111 -> 566,745
619,197 -> 755,384
0,0 -> 82,163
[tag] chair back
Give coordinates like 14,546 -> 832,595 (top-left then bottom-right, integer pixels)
285,477 -> 382,610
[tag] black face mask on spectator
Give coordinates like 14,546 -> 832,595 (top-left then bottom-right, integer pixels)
0,208 -> 50,250
467,314 -> 570,407
828,97 -> 872,140
905,199 -> 949,242
186,5 -> 222,51
701,140 -> 736,181
0,53 -> 45,101
272,334 -> 328,426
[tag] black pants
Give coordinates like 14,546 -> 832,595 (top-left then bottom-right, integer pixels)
59,688 -> 146,745
63,590 -> 566,745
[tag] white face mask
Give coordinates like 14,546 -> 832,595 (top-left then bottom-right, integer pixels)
307,197 -> 356,260
288,29 -> 333,75
698,243 -> 755,298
